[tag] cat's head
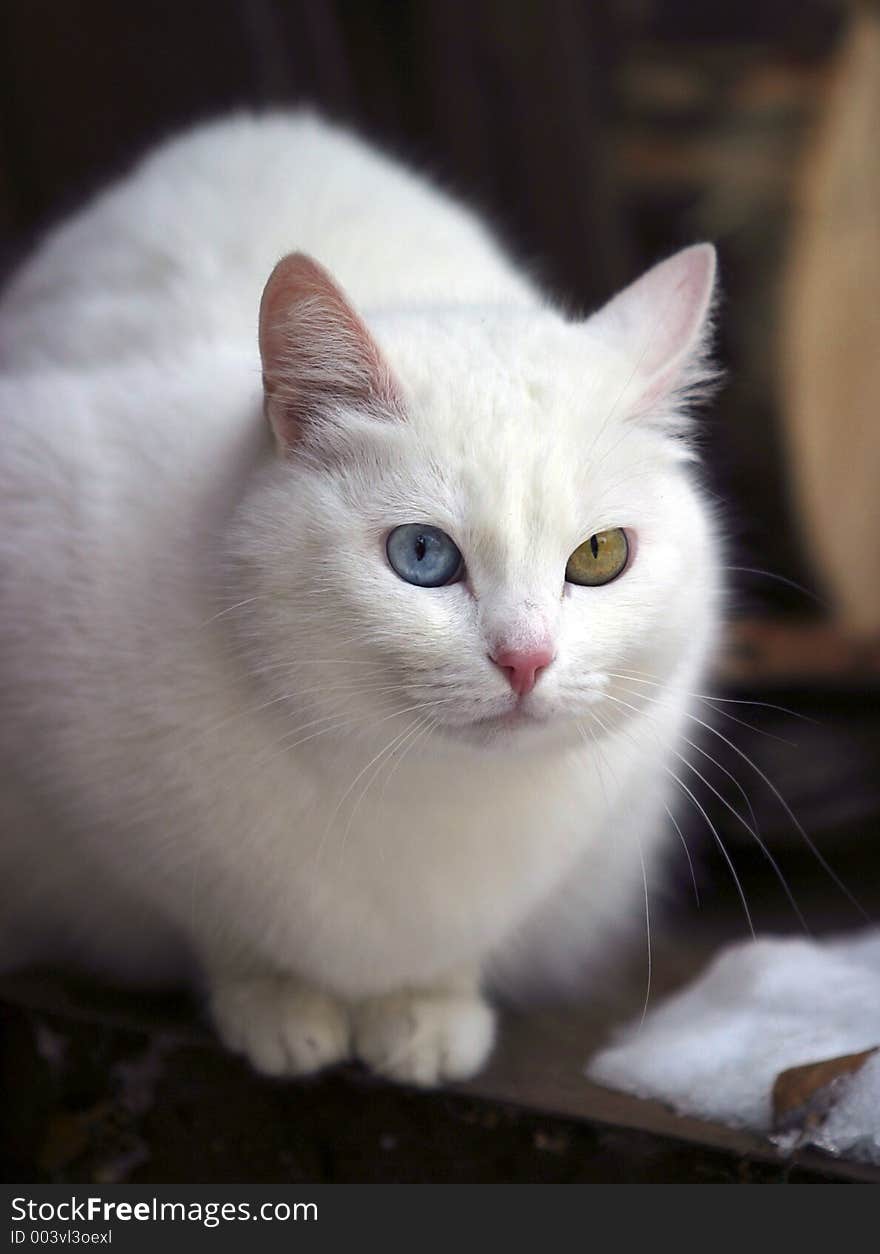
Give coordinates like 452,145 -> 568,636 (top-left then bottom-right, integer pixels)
226,246 -> 720,757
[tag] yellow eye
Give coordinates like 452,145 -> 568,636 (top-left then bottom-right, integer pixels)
565,528 -> 629,586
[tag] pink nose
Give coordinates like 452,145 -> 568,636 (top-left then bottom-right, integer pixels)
490,645 -> 555,696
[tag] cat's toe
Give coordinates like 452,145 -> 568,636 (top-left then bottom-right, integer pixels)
352,991 -> 495,1087
210,977 -> 351,1078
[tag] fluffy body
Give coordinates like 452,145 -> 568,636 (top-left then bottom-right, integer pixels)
0,112 -> 721,1084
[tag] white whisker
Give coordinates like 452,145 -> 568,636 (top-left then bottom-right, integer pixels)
665,804 -> 699,908
601,687 -> 807,931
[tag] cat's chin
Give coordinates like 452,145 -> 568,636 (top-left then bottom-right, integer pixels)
436,705 -> 575,752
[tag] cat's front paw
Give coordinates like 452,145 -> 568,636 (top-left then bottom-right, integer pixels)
352,990 -> 495,1087
210,977 -> 350,1078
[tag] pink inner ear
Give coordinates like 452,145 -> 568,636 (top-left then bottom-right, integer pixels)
595,243 -> 716,411
258,252 -> 401,450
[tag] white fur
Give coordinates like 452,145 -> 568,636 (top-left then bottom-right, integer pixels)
0,111 -> 721,1084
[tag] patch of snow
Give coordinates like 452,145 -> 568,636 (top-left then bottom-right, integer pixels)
586,930 -> 880,1164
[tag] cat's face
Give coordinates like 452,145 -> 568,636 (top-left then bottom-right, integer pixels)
227,248 -> 720,756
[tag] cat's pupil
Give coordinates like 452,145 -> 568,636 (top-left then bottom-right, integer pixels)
415,535 -> 427,562
590,534 -> 599,559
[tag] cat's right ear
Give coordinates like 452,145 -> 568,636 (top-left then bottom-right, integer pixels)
589,244 -> 717,418
258,252 -> 402,453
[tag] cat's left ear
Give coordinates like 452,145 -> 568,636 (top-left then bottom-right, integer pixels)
258,252 -> 402,454
589,244 -> 717,415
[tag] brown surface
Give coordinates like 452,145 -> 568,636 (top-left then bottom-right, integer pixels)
773,1047 -> 879,1134
3,933 -> 880,1183
461,1010 -> 880,1182
717,618 -> 880,686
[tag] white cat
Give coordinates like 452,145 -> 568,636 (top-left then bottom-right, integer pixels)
0,112 -> 720,1086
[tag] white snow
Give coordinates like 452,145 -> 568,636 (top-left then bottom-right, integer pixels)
586,929 -> 880,1164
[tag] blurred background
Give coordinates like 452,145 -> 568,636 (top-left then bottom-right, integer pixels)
1,0 -> 879,1181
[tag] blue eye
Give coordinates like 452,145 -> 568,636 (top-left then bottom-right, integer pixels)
386,524 -> 464,587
